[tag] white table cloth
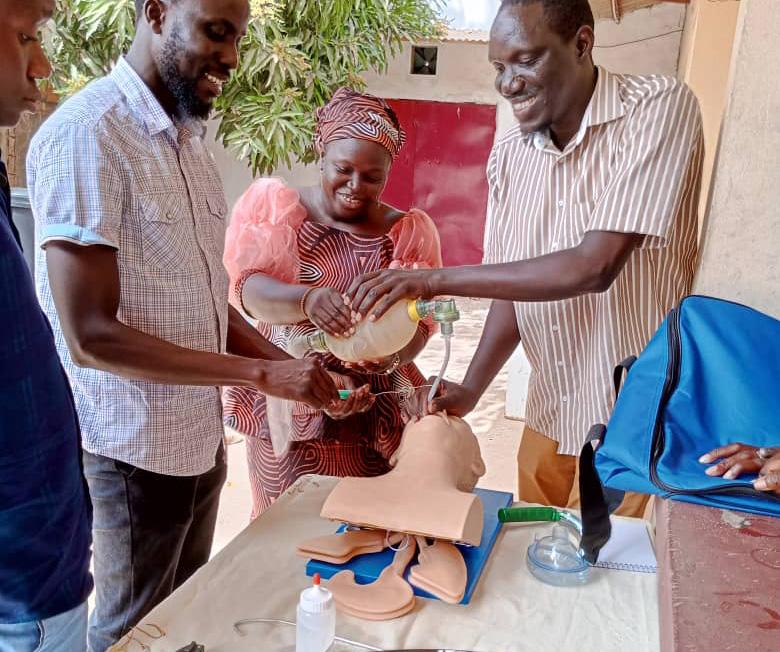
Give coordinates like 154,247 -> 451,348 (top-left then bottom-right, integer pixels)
111,475 -> 659,652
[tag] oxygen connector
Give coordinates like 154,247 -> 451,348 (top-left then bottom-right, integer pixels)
408,298 -> 461,336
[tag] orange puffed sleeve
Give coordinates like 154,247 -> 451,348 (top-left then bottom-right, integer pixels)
223,178 -> 307,308
387,208 -> 443,270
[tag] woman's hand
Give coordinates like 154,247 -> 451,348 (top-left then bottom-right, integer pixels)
323,372 -> 375,420
304,287 -> 356,338
700,443 -> 780,481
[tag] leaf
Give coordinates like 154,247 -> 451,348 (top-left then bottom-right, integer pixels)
47,0 -> 443,174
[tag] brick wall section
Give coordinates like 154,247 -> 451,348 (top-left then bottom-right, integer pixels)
0,99 -> 57,187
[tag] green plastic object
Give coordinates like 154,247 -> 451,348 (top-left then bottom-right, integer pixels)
338,389 -> 352,400
497,506 -> 562,523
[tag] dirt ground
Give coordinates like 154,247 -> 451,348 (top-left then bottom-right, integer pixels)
212,298 -> 523,555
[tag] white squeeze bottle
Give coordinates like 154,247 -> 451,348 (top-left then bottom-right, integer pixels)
296,573 -> 335,652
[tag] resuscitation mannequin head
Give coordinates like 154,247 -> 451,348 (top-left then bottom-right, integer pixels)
320,412 -> 486,545
389,413 -> 486,492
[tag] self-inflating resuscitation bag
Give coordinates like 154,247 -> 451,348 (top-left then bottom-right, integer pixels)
579,295 -> 780,563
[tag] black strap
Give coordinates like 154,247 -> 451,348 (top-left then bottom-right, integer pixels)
613,356 -> 637,399
578,424 -> 625,564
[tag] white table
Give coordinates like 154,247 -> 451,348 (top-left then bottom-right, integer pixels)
111,475 -> 659,652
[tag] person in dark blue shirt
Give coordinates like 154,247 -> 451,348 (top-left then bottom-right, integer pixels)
0,1 -> 92,650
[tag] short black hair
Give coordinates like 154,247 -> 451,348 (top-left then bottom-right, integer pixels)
500,0 -> 595,41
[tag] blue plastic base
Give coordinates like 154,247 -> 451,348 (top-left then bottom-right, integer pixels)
306,487 -> 513,605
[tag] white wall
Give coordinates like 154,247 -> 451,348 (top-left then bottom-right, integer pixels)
694,0 -> 780,319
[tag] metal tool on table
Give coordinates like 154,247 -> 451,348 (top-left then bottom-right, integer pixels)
498,506 -> 591,586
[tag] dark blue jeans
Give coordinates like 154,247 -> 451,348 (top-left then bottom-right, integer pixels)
82,445 -> 226,652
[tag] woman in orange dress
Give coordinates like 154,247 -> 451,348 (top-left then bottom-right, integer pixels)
223,88 -> 442,517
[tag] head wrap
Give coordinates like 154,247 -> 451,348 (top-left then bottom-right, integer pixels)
314,87 -> 406,159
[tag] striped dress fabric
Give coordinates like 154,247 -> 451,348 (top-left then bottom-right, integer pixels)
223,183 -> 439,517
484,67 -> 704,455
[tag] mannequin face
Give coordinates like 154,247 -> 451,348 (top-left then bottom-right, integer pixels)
391,414 -> 486,492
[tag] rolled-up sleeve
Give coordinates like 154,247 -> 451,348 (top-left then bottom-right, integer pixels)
587,81 -> 704,249
28,122 -> 125,250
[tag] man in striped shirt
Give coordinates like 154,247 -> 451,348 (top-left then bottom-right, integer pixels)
348,0 -> 703,517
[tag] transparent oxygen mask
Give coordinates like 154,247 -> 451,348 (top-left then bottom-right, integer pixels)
526,523 -> 590,587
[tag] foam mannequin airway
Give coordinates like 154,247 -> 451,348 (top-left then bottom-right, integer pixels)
297,530 -> 404,565
408,537 -> 467,604
326,537 -> 417,621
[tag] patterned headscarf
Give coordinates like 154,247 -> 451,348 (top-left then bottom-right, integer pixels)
314,87 -> 406,159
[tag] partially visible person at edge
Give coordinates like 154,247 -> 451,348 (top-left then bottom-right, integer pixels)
223,87 -> 443,517
345,0 -> 704,518
26,0 -> 338,649
0,1 -> 92,651
700,444 -> 780,495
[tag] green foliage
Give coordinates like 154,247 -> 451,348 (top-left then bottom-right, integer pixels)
46,0 -> 445,174
47,0 -> 136,96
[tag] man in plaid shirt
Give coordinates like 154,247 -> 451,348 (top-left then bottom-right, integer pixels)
27,1 -> 338,649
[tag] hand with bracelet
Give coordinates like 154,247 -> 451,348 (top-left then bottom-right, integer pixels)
302,286 -> 357,339
344,352 -> 401,376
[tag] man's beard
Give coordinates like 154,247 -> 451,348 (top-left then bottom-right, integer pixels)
157,25 -> 212,120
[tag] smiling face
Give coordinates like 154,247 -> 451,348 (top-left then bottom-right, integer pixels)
319,138 -> 392,221
148,0 -> 249,119
488,1 -> 593,137
0,0 -> 53,127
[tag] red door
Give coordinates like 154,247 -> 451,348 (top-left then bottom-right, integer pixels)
382,99 -> 497,267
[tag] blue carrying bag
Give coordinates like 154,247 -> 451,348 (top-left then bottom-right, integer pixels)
579,295 -> 780,562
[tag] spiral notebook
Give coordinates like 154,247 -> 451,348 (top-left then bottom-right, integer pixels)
595,518 -> 657,573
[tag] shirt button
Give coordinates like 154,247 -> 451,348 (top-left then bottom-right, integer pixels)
165,212 -> 172,221
557,361 -> 564,367
552,325 -> 559,332
562,396 -> 568,403
557,200 -> 564,208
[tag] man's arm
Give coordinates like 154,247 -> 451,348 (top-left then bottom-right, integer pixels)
349,230 -> 643,318
226,304 -> 290,361
45,241 -> 338,407
351,82 -> 702,318
429,299 -> 521,416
